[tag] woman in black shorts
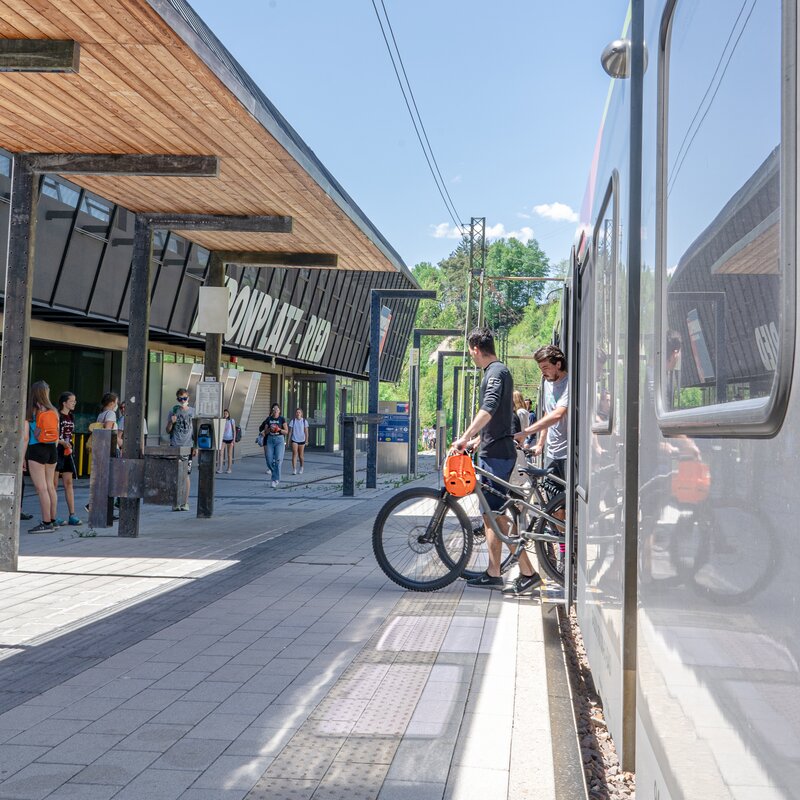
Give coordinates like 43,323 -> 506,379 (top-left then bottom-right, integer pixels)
54,392 -> 82,527
26,380 -> 59,533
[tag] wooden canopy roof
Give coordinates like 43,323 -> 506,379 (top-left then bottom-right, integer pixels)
0,0 -> 411,279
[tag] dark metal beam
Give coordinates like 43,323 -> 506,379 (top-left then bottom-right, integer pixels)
142,213 -> 291,234
26,153 -> 219,178
367,289 -> 436,487
0,156 -> 37,571
197,253 -> 224,520
0,39 -> 80,73
216,251 -> 337,268
118,216 -> 154,538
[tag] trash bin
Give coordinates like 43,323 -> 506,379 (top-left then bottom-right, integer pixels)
143,445 -> 191,507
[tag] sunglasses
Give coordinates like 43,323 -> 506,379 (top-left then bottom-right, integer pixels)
178,396 -> 189,402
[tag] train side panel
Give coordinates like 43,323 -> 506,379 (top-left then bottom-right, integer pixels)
634,1 -> 800,798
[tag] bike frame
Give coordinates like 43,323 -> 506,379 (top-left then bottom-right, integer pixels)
470,463 -> 566,546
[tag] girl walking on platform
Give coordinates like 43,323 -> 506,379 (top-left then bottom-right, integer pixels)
289,408 -> 309,475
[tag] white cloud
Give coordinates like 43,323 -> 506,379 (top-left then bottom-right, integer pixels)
486,223 -> 535,242
451,175 -> 462,184
516,211 -> 531,219
431,222 -> 462,239
533,202 -> 578,223
430,222 -> 535,242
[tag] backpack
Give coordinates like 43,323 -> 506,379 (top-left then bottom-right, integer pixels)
85,421 -> 104,452
235,425 -> 242,443
33,409 -> 59,444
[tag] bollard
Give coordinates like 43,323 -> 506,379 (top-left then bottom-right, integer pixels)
341,413 -> 384,496
342,416 -> 356,497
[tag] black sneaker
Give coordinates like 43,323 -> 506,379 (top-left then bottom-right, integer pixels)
465,571 -> 504,589
20,511 -> 33,521
28,521 -> 55,534
501,572 -> 543,596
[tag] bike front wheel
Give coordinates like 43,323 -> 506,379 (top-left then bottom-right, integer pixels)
372,487 -> 473,592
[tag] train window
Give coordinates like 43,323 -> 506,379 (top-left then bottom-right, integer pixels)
656,0 -> 794,434
592,175 -> 618,434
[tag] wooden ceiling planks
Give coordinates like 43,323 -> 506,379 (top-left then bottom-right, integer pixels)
0,0 -> 404,275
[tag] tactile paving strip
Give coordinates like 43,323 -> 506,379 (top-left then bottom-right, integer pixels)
245,591 -> 467,800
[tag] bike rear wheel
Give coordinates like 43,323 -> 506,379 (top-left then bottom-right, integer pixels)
372,487 -> 473,592
532,492 -> 567,585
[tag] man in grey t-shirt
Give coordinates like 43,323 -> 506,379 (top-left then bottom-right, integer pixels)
165,388 -> 195,511
515,345 -> 569,480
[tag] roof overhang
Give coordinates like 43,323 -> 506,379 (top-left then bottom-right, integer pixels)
0,0 -> 414,282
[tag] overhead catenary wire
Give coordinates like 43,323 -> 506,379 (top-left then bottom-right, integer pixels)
370,0 -> 464,236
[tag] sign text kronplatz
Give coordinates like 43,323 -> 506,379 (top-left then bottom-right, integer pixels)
192,275 -> 332,364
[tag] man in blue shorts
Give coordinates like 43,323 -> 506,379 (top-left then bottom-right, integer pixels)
452,327 -> 542,595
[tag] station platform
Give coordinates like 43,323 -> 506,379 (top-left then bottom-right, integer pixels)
0,453 -> 582,800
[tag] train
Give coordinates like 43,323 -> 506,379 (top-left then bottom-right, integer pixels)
562,1 -> 797,798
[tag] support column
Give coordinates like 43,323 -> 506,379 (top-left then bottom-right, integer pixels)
197,253 -> 223,519
0,155 -> 36,571
118,217 -> 154,537
408,339 -> 420,476
367,292 -> 381,488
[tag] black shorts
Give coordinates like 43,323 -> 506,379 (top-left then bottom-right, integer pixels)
546,458 -> 566,481
56,451 -> 77,477
27,443 -> 57,465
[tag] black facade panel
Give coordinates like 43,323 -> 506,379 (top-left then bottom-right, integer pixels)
89,207 -> 135,320
52,231 -> 105,311
0,171 -> 417,380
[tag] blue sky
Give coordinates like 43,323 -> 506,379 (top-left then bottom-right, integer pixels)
189,0 -> 626,271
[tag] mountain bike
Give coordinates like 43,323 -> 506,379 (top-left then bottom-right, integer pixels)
372,460 -> 567,592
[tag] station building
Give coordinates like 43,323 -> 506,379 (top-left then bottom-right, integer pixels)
0,0 -> 418,472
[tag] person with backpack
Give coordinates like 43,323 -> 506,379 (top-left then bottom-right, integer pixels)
25,380 -> 60,533
217,408 -> 236,474
53,391 -> 81,527
166,388 -> 195,511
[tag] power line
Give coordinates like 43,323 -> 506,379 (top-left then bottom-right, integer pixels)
378,0 -> 464,233
369,0 -> 464,235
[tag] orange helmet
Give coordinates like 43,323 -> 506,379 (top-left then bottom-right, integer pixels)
671,459 -> 711,505
443,452 -> 477,497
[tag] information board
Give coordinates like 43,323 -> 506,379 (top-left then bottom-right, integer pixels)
379,413 -> 409,443
196,379 -> 223,418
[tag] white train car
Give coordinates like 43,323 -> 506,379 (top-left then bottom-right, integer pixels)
567,1 -> 798,797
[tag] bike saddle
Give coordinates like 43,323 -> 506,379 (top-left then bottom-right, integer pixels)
518,464 -> 552,479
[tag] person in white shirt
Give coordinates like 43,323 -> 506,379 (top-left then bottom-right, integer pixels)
288,408 -> 309,475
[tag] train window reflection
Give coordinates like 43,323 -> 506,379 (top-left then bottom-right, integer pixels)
661,0 -> 783,413
592,177 -> 617,433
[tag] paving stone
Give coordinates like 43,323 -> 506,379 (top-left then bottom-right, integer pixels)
45,782 -> 122,800
377,780 -> 446,800
0,761 -> 83,800
84,709 -> 160,735
245,777 -> 317,800
36,732 -> 124,765
183,712 -> 256,741
150,701 -> 218,725
7,718 -> 89,747
114,723 -> 193,752
111,767 -> 200,800
71,749 -> 158,785
152,737 -> 230,771
191,754 -> 273,790
0,744 -> 49,780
